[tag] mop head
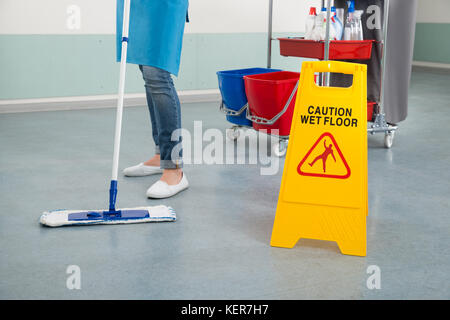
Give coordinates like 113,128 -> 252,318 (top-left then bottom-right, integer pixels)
40,205 -> 176,227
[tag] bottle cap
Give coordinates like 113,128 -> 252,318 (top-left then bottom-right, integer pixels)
309,7 -> 317,15
348,0 -> 355,13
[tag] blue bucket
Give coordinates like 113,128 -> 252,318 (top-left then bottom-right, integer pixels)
217,68 -> 281,126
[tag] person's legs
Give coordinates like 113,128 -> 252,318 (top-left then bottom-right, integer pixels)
309,155 -> 322,167
138,65 -> 161,167
140,65 -> 184,185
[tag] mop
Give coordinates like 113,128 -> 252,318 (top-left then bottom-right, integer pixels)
40,0 -> 176,227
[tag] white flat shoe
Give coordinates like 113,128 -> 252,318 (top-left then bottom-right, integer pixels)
146,173 -> 189,199
123,163 -> 163,177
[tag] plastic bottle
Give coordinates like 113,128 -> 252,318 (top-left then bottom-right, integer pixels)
320,6 -> 327,19
331,6 -> 343,40
353,10 -> 364,40
319,7 -> 337,40
343,1 -> 355,40
336,7 -> 345,29
311,13 -> 324,41
304,7 -> 317,40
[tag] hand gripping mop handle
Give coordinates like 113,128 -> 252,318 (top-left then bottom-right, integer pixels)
108,0 -> 131,213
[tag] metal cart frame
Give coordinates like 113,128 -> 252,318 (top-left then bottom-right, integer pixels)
267,0 -> 398,149
221,87 -> 295,155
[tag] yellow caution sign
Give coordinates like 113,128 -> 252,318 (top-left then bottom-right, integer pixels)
270,61 -> 368,256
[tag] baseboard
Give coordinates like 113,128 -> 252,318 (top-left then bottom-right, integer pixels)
412,61 -> 450,73
0,89 -> 221,114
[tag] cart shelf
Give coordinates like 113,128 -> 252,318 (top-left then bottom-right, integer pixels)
279,37 -> 375,60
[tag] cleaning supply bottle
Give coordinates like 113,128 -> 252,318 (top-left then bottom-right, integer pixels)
320,6 -> 328,38
343,1 -> 355,40
311,12 -> 324,41
331,6 -> 343,40
304,7 -> 317,40
320,7 -> 337,40
336,7 -> 345,30
353,10 -> 364,40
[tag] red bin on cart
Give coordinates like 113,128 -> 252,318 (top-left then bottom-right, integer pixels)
367,101 -> 376,122
244,71 -> 300,137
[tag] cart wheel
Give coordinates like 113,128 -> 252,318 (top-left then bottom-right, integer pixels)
273,140 -> 288,157
384,131 -> 395,149
226,127 -> 240,141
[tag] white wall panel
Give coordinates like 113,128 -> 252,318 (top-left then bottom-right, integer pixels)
0,0 -> 322,34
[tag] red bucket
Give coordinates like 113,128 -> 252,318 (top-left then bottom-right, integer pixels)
367,101 -> 376,121
244,71 -> 300,137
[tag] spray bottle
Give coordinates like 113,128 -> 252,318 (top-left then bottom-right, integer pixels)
343,0 -> 355,40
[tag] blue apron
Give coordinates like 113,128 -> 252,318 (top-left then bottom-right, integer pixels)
116,0 -> 189,76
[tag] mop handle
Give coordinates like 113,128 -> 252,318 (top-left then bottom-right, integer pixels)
107,0 -> 131,212
111,0 -> 131,182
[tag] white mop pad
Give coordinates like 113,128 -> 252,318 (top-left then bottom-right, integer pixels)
40,205 -> 176,227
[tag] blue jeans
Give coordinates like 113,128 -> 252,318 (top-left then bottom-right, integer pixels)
139,65 -> 183,169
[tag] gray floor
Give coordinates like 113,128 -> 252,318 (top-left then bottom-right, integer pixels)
0,70 -> 449,300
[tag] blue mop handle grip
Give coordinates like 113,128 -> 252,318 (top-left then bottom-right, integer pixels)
108,180 -> 118,211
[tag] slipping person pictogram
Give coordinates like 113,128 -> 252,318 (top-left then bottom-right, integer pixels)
308,140 -> 336,173
297,132 -> 350,179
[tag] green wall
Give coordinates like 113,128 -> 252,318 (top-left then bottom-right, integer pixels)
413,23 -> 450,64
1,25 -> 448,100
0,33 -> 305,100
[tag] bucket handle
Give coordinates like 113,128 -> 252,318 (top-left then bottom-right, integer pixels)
220,101 -> 248,116
246,80 -> 299,125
